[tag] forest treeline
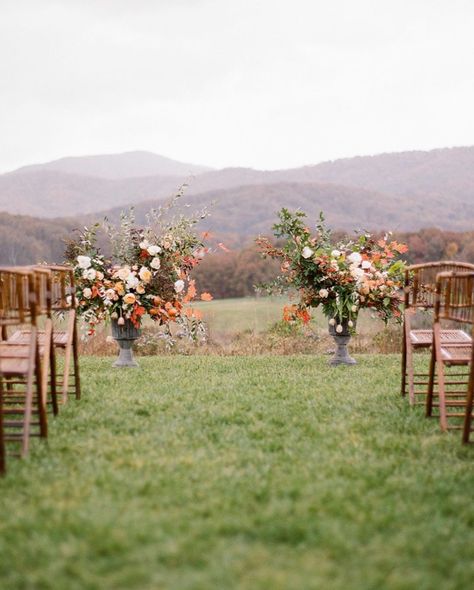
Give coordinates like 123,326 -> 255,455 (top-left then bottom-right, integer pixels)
1,211 -> 473,298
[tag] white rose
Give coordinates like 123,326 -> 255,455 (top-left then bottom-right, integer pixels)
139,267 -> 152,282
302,246 -> 314,259
348,252 -> 362,265
331,250 -> 341,258
77,255 -> 91,269
117,267 -> 131,281
329,318 -> 336,326
147,245 -> 162,256
336,324 -> 343,333
83,268 -> 96,281
319,288 -> 329,298
104,288 -> 117,300
139,240 -> 149,250
350,266 -> 365,281
348,320 -> 354,328
126,275 -> 139,289
351,305 -> 358,312
150,257 -> 161,270
174,279 -> 185,293
82,287 -> 92,299
361,260 -> 371,270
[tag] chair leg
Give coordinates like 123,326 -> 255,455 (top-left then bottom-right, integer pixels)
401,325 -> 407,396
34,344 -> 48,439
72,319 -> 81,400
44,320 -> 58,416
61,311 -> 77,403
433,324 -> 448,431
462,366 -> 474,444
49,340 -> 58,416
406,339 -> 415,405
426,345 -> 436,417
21,337 -> 37,456
0,379 -> 5,475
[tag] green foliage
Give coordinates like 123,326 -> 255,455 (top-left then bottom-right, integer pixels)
258,208 -> 408,327
0,355 -> 473,589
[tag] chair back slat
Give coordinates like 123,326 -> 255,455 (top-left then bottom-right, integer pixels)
435,271 -> 474,326
405,261 -> 474,309
0,268 -> 37,328
32,268 -> 52,317
41,266 -> 76,311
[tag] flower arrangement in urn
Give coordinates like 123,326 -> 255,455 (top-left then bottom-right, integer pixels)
257,209 -> 408,364
65,194 -> 212,357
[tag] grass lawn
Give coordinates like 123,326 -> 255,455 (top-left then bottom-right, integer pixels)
1,355 -> 473,590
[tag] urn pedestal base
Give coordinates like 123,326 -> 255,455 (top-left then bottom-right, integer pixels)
111,319 -> 141,368
328,320 -> 356,366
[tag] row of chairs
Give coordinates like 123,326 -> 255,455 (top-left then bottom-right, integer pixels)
0,266 -> 80,474
401,261 -> 474,443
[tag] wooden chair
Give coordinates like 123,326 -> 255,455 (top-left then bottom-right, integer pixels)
0,268 -> 49,462
401,261 -> 474,404
3,267 -> 58,414
426,271 -> 474,434
9,265 -> 80,403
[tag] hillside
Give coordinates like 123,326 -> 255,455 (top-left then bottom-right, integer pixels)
0,170 -> 184,217
96,178 -> 474,238
0,212 -> 75,265
8,150 -> 211,180
283,146 -> 474,201
0,146 -> 473,224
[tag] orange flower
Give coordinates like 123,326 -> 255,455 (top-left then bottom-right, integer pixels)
200,292 -> 213,301
184,307 -> 203,320
183,280 -> 197,303
296,308 -> 311,324
283,304 -> 298,322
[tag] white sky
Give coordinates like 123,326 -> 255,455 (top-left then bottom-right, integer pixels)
1,0 -> 473,173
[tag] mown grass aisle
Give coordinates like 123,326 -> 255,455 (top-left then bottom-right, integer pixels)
1,356 -> 473,590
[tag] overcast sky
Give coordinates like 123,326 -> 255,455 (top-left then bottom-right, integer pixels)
1,0 -> 473,173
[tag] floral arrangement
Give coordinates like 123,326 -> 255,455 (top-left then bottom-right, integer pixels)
257,209 -> 408,332
65,195 -> 212,341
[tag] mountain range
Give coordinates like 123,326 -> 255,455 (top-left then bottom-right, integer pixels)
0,147 -> 473,254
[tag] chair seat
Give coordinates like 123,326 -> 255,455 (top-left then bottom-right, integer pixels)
0,343 -> 31,375
410,329 -> 472,347
10,329 -> 68,347
440,343 -> 473,364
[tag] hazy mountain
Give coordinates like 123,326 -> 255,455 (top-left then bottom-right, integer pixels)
279,146 -> 474,202
0,170 -> 184,217
0,146 -> 473,229
97,180 -> 472,241
8,150 -> 211,180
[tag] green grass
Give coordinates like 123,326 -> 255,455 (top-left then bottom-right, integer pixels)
193,296 -> 290,334
193,296 -> 392,340
1,355 -> 473,590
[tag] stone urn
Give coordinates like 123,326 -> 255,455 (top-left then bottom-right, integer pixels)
110,319 -> 141,368
328,318 -> 356,366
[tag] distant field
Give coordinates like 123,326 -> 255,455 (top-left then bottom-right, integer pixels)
193,296 -> 290,335
193,296 -> 397,343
